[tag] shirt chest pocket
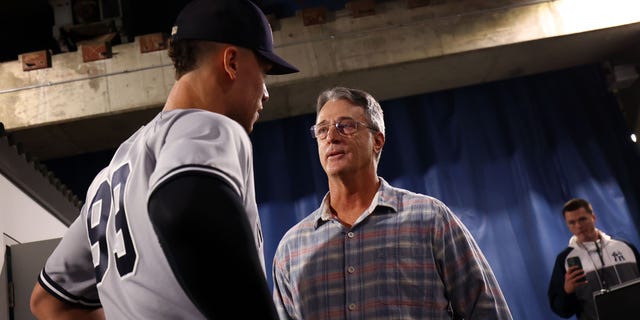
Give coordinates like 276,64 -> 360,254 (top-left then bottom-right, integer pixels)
372,241 -> 434,303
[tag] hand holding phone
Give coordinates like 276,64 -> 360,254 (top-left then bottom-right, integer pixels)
567,257 -> 583,269
566,256 -> 587,290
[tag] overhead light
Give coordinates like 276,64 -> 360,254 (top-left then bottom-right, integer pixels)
555,0 -> 640,32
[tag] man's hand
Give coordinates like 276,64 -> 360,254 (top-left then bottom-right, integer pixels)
563,266 -> 588,294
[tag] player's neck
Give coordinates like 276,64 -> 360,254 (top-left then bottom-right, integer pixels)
164,73 -> 221,112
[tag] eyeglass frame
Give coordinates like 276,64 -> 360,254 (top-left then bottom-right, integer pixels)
309,118 -> 378,140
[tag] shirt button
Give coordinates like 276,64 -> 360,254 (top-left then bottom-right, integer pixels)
348,303 -> 356,311
347,266 -> 355,273
347,232 -> 355,238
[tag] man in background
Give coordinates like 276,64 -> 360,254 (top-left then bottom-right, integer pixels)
548,198 -> 640,319
30,0 -> 298,319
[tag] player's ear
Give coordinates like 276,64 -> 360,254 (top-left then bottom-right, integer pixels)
222,46 -> 239,81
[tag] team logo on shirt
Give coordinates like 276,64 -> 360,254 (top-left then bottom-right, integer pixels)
612,251 -> 626,262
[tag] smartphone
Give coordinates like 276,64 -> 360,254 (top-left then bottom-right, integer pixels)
567,257 -> 583,269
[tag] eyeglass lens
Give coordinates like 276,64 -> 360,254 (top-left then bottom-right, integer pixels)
311,119 -> 362,139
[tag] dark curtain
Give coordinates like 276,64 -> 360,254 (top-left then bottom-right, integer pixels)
251,64 -> 640,320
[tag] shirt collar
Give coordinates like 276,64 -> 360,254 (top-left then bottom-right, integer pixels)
568,229 -> 612,248
313,177 -> 399,229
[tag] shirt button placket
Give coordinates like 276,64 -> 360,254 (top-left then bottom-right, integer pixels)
345,231 -> 357,316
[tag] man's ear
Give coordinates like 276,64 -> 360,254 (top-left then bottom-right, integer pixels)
222,46 -> 239,80
373,131 -> 385,153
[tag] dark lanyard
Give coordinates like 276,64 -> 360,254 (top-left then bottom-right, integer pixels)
595,241 -> 608,289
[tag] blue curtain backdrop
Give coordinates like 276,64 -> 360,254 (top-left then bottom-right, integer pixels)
251,64 -> 640,320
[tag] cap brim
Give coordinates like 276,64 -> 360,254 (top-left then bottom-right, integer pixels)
257,49 -> 299,75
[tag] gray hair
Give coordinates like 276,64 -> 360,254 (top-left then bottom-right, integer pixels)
316,87 -> 385,136
315,87 -> 385,162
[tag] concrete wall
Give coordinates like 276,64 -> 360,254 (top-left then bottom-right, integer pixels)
2,0 -> 640,161
0,173 -> 67,269
2,0 -> 640,132
0,172 -> 67,320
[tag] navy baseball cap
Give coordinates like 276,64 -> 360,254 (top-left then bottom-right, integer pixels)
171,0 -> 299,75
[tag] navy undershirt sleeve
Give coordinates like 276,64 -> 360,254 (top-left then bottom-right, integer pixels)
148,171 -> 278,319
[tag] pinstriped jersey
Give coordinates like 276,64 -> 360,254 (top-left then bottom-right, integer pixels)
39,109 -> 264,319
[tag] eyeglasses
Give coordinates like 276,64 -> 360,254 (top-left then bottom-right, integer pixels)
310,118 -> 376,140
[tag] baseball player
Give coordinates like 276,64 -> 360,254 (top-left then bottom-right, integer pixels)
29,0 -> 298,319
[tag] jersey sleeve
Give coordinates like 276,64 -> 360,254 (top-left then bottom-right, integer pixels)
148,111 -> 252,199
148,172 -> 278,319
38,212 -> 101,307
